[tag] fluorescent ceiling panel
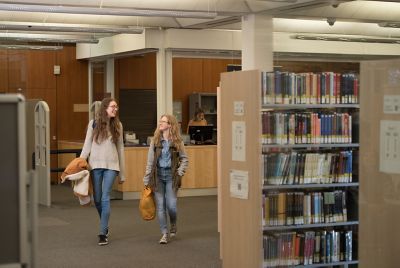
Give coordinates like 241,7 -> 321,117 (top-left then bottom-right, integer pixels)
292,34 -> 400,44
0,33 -> 98,43
0,3 -> 217,19
0,44 -> 63,50
379,22 -> 400,28
0,21 -> 143,34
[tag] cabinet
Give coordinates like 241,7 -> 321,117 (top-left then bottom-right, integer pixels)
189,92 -> 217,127
219,70 -> 359,268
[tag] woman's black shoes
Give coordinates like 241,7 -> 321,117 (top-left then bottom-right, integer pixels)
98,234 -> 108,246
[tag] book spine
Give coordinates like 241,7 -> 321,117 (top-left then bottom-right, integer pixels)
314,231 -> 321,263
346,230 -> 353,261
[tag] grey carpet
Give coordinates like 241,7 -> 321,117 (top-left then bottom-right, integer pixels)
38,185 -> 222,268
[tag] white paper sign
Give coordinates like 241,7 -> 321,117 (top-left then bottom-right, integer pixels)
232,121 -> 246,161
230,170 -> 249,199
383,95 -> 400,114
234,101 -> 244,116
380,120 -> 400,174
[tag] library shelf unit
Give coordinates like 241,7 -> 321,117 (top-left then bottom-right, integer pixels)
219,69 -> 359,268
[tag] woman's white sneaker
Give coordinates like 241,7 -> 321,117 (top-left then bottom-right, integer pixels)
159,233 -> 168,244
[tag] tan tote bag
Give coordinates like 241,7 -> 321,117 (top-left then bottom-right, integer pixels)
139,186 -> 156,220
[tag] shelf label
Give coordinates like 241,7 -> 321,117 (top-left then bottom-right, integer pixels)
380,120 -> 400,174
233,101 -> 244,116
230,169 -> 249,199
383,95 -> 400,114
232,121 -> 246,161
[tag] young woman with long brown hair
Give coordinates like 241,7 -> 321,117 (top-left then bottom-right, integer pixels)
143,114 -> 188,244
80,97 -> 125,246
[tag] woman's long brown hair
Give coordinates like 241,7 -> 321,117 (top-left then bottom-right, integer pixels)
93,98 -> 121,144
152,114 -> 183,151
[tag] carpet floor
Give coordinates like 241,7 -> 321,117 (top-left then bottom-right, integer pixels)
37,185 -> 222,268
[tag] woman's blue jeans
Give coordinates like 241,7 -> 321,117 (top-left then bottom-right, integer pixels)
155,168 -> 177,235
92,168 -> 118,235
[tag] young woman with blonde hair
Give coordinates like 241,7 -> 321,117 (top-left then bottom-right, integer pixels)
143,114 -> 189,244
80,97 -> 125,246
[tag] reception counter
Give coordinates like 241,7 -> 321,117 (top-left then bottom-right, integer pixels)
58,141 -> 217,199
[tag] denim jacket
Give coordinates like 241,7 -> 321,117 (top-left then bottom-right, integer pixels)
143,141 -> 188,192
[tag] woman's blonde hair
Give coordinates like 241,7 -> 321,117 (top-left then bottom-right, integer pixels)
93,98 -> 121,144
153,114 -> 183,150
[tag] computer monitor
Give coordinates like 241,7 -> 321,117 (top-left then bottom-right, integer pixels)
188,125 -> 214,144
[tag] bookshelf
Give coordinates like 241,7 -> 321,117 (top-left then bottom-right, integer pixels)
220,70 -> 359,268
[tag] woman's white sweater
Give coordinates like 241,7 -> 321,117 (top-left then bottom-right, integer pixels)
80,120 -> 125,181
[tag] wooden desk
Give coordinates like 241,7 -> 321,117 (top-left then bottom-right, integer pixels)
58,141 -> 217,199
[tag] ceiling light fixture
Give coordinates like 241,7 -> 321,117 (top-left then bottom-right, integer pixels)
0,44 -> 63,50
0,21 -> 143,34
292,34 -> 400,44
378,22 -> 400,28
0,2 -> 217,19
0,33 -> 99,44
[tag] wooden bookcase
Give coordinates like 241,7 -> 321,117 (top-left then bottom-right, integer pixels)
220,70 -> 263,268
219,69 -> 360,268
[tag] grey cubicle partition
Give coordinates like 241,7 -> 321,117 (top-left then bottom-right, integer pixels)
0,94 -> 29,267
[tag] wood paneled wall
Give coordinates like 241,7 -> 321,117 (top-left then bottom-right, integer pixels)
92,62 -> 105,101
173,57 -> 241,130
116,53 -> 157,90
7,51 -> 27,93
114,52 -> 157,103
113,54 -> 241,130
0,45 -> 88,182
0,46 -> 88,142
55,46 -> 88,142
0,50 -> 8,93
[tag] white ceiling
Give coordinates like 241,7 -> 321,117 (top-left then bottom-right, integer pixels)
1,1 -> 400,44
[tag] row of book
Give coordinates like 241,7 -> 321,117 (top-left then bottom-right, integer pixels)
262,191 -> 347,227
263,230 -> 353,267
261,111 -> 353,145
263,151 -> 353,185
261,71 -> 359,105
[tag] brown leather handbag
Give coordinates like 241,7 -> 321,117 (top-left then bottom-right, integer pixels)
139,186 -> 156,221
